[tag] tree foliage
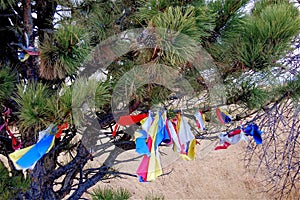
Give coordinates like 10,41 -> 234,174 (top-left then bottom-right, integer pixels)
0,161 -> 29,199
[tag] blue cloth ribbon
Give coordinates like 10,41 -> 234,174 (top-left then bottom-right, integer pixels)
16,134 -> 55,169
221,112 -> 232,123
155,114 -> 171,149
135,130 -> 150,156
243,124 -> 263,145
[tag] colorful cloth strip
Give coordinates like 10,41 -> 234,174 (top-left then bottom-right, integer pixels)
194,110 -> 206,131
1,106 -> 22,150
243,124 -> 263,145
9,122 -> 68,170
9,124 -> 56,170
112,113 -> 149,136
136,111 -> 196,182
215,129 -> 249,150
177,114 -> 196,160
216,107 -> 232,124
55,122 -> 69,138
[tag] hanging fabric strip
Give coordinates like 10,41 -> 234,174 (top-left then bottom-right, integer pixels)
146,113 -> 162,181
2,107 -> 22,150
155,112 -> 171,146
136,136 -> 153,182
112,113 -> 149,136
8,145 -> 33,170
177,114 -> 196,160
215,129 -> 249,150
179,138 -> 196,161
216,107 -> 232,124
243,124 -> 263,145
118,113 -> 148,126
136,111 -> 156,182
112,124 -> 119,137
136,110 -> 199,182
166,120 -> 181,153
194,110 -> 206,131
214,141 -> 231,150
6,125 -> 22,150
25,47 -> 40,56
55,122 -> 69,138
14,134 -> 55,170
141,111 -> 154,132
9,124 -> 57,170
135,130 -> 150,156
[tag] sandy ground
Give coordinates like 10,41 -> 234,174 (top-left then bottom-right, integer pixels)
2,126 -> 295,200
2,134 -> 296,200
86,141 -> 268,200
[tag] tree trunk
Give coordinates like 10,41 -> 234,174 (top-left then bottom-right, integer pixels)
26,150 -> 57,199
27,160 -> 56,199
36,0 -> 57,43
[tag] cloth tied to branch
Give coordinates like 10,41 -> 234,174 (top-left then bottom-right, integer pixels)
136,111 -> 195,182
9,122 -> 68,170
243,124 -> 263,145
1,106 -> 22,150
215,129 -> 249,150
177,114 -> 196,161
112,113 -> 149,136
194,110 -> 206,131
216,107 -> 232,124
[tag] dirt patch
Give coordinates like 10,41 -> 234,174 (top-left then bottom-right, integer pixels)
86,142 -> 268,199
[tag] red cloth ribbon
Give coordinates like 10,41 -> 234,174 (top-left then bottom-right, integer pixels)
214,142 -> 231,150
55,122 -> 69,138
1,108 -> 22,150
112,113 -> 148,137
228,129 -> 241,137
5,123 -> 22,150
214,129 -> 242,150
118,113 -> 148,126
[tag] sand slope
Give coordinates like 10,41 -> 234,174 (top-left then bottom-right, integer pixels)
87,142 -> 267,200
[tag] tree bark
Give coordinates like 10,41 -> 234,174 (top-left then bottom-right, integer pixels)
36,0 -> 57,43
26,157 -> 57,199
23,0 -> 33,38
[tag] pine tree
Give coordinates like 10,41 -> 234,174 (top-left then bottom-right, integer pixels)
0,0 -> 299,199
